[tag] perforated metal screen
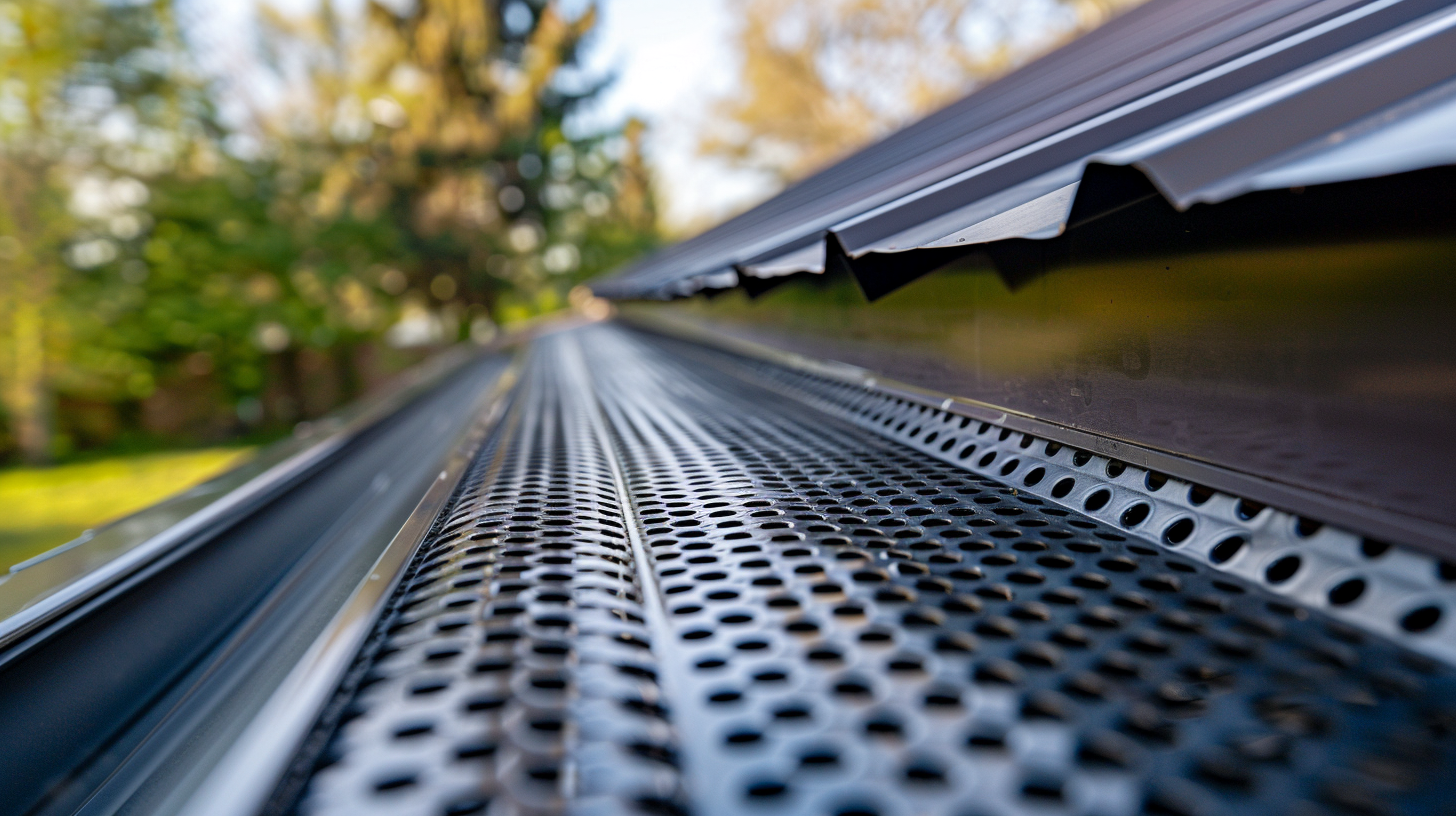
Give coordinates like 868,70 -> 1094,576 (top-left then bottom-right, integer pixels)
274,324 -> 1456,816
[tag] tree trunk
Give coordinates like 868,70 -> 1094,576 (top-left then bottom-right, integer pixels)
8,299 -> 50,464
0,156 -> 59,466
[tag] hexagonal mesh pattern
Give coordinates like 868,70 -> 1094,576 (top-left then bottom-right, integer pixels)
276,324 -> 1455,816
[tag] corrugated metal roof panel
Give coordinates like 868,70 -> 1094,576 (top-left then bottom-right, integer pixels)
592,0 -> 1456,300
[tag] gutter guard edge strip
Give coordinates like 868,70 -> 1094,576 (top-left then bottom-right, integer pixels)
620,310 -> 1456,558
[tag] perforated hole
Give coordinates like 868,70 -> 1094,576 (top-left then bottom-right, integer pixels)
1162,518 -> 1195,545
1236,499 -> 1266,521
1210,536 -> 1246,564
1120,503 -> 1151,528
1402,606 -> 1443,633
1084,489 -> 1112,512
1265,556 -> 1302,584
1361,539 -> 1391,558
1328,578 -> 1366,606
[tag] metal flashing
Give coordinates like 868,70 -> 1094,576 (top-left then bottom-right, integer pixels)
591,0 -> 1456,301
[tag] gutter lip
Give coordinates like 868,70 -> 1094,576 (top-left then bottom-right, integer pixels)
0,343 -> 491,660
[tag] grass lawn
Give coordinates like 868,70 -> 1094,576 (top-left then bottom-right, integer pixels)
0,447 -> 254,571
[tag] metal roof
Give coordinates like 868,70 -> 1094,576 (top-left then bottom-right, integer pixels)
591,0 -> 1456,300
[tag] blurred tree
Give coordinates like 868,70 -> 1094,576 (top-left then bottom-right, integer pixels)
0,0 -> 659,461
701,0 -> 1146,185
0,0 -> 194,462
259,0 -> 658,327
63,161 -> 412,435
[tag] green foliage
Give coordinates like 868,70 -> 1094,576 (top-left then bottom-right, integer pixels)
262,0 -> 659,319
0,0 -> 207,462
62,165 -> 407,406
0,0 -> 660,460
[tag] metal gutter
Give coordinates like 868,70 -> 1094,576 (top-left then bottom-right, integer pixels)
174,358 -> 520,816
0,345 -> 483,658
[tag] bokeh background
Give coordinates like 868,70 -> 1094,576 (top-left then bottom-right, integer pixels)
0,0 -> 1138,567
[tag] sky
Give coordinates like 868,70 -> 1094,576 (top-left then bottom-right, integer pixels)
575,0 -> 780,232
186,0 -> 1120,234
188,0 -> 773,233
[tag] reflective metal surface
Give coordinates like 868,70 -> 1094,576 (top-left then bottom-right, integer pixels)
0,345 -> 487,649
592,0 -> 1456,300
179,361 -> 520,816
648,330 -> 1456,662
269,334 -> 681,816
625,237 -> 1456,538
254,324 -> 1455,816
0,351 -> 514,816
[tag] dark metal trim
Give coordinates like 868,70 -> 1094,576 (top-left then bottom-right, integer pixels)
592,0 -> 1456,299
